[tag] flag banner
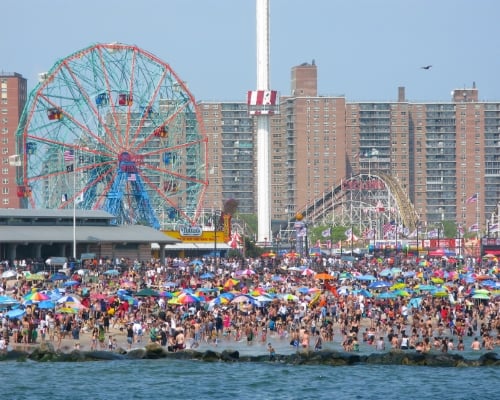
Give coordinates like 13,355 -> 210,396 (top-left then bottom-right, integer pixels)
66,164 -> 74,172
376,200 -> 385,212
466,193 -> 478,204
326,240 -> 332,249
458,225 -> 464,236
468,223 -> 479,232
75,193 -> 84,204
128,173 -> 136,181
61,194 -> 68,202
427,229 -> 438,239
64,149 -> 74,162
321,228 -> 331,237
489,223 -> 499,233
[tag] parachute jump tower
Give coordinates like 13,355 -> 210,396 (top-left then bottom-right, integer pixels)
248,0 -> 279,245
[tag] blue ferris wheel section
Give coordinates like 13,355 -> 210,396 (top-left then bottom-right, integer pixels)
103,152 -> 160,229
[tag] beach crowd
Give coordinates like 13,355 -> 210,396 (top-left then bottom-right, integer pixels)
0,253 -> 499,356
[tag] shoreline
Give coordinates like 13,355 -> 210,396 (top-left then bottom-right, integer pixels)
1,341 -> 499,367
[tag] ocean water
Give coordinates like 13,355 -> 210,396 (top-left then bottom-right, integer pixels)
0,358 -> 497,400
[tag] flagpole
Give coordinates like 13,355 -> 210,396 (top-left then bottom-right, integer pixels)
476,192 -> 480,241
73,155 -> 76,260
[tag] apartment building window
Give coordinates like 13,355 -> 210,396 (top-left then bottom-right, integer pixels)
2,148 -> 8,154
1,138 -> 7,144
1,109 -> 7,114
2,178 -> 7,184
2,187 -> 8,195
2,168 -> 7,174
2,198 -> 8,205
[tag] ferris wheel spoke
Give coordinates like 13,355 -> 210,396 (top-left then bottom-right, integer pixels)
126,67 -> 169,148
59,61 -> 122,151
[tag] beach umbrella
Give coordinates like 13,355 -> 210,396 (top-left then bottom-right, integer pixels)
200,272 -> 214,279
471,293 -> 490,300
223,278 -> 239,289
6,308 -> 26,319
315,272 -> 334,280
241,268 -> 256,276
433,290 -> 449,297
408,297 -> 423,309
281,293 -> 299,302
284,252 -> 300,259
24,291 -> 50,302
393,290 -> 410,297
431,277 -> 444,284
50,273 -> 68,281
339,272 -> 352,280
379,268 -> 392,277
37,300 -> 56,309
25,273 -> 45,281
261,252 -> 276,258
231,294 -> 255,304
190,259 -> 204,266
135,288 -> 160,297
57,307 -> 78,314
301,268 -> 315,276
63,280 -> 80,287
368,281 -> 392,289
403,271 -> 416,278
176,293 -> 201,304
376,292 -> 397,299
357,274 -> 376,281
1,270 -> 17,279
104,269 -> 120,276
352,289 -> 372,298
391,283 -> 406,290
56,294 -> 82,304
471,289 -> 490,295
0,295 -> 19,306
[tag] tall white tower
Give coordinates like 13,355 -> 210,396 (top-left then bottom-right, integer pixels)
248,0 -> 278,245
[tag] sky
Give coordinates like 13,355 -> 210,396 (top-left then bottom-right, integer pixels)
1,0 -> 499,103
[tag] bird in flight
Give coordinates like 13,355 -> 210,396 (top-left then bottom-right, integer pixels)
421,65 -> 432,70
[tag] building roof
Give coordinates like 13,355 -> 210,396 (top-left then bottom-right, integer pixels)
0,224 -> 179,244
0,209 -> 178,244
0,208 -> 112,220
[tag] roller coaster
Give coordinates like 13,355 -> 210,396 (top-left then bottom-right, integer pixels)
285,172 -> 419,239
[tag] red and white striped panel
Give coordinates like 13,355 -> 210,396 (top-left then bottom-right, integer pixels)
247,90 -> 278,106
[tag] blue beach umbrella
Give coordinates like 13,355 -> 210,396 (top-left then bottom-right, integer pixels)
6,308 -> 26,319
0,295 -> 19,306
357,274 -> 377,281
37,300 -> 56,309
376,292 -> 397,299
369,281 -> 392,289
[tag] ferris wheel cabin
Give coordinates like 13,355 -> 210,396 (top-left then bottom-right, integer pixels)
47,108 -> 63,120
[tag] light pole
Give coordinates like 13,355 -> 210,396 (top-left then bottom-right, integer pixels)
213,210 -> 222,268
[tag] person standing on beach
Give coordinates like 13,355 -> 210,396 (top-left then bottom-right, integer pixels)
375,336 -> 385,351
126,324 -> 134,350
267,342 -> 276,361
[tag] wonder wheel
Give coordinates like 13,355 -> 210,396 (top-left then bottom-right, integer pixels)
16,43 -> 208,229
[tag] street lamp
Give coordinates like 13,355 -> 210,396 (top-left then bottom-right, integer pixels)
213,210 -> 222,267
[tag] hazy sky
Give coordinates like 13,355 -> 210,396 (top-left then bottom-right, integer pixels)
2,0 -> 499,102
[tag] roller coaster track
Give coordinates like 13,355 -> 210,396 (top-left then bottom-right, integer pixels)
289,172 -> 419,232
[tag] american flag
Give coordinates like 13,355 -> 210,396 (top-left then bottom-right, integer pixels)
468,223 -> 479,232
466,193 -> 478,204
63,150 -> 74,162
128,173 -> 136,181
